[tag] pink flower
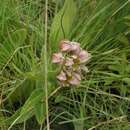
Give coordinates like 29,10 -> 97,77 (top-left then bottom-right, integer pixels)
52,53 -> 63,64
52,39 -> 91,86
73,72 -> 81,81
79,50 -> 91,63
60,40 -> 71,52
70,42 -> 81,54
68,72 -> 81,85
57,71 -> 66,81
65,58 -> 74,66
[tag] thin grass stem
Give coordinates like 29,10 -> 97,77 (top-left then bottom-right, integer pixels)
44,0 -> 50,130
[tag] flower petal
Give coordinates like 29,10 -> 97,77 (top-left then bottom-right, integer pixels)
68,72 -> 81,85
79,50 -> 91,63
52,53 -> 63,64
70,42 -> 81,54
57,71 -> 66,81
68,77 -> 80,85
65,58 -> 74,66
73,72 -> 81,81
60,40 -> 71,52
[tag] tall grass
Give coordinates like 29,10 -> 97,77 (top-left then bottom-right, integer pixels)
0,0 -> 130,130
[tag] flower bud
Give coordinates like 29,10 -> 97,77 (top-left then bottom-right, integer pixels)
65,58 -> 74,66
79,50 -> 91,63
52,53 -> 63,64
70,42 -> 81,54
68,72 -> 81,85
60,40 -> 71,52
56,71 -> 66,81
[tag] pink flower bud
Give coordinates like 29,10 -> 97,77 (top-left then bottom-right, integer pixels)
79,50 -> 91,63
60,40 -> 71,52
65,58 -> 74,66
68,77 -> 80,85
52,53 -> 63,64
68,72 -> 81,85
70,42 -> 81,54
57,71 -> 66,81
73,72 -> 81,81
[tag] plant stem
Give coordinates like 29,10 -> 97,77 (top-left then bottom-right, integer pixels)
44,0 -> 50,130
88,116 -> 126,130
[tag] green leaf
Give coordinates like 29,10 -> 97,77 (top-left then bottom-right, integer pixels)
117,33 -> 129,47
6,29 -> 27,45
123,78 -> 130,86
0,109 -> 20,126
73,107 -> 84,130
0,89 -> 44,126
0,29 -> 27,68
49,0 -> 77,51
21,89 -> 44,115
73,117 -> 84,130
0,108 -> 33,126
55,94 -> 65,103
34,101 -> 46,124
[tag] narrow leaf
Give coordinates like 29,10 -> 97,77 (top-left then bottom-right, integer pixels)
49,0 -> 77,51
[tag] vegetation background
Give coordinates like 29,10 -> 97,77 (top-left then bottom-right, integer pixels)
0,0 -> 130,130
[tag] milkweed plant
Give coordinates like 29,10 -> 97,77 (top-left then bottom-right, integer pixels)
52,40 -> 91,86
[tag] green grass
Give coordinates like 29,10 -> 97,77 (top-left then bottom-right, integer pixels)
0,0 -> 130,130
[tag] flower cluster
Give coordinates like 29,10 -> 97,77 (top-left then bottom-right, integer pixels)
52,40 -> 91,86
